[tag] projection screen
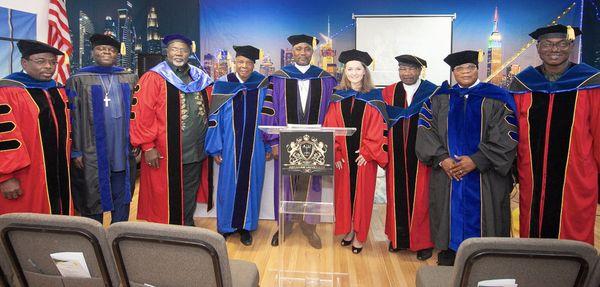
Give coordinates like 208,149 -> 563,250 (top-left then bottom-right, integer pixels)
354,14 -> 455,86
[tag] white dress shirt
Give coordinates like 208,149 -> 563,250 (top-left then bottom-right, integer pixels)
235,73 -> 245,83
402,78 -> 421,106
295,63 -> 311,112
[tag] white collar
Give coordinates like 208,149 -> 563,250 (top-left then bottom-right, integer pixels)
403,79 -> 421,90
235,73 -> 245,83
294,63 -> 311,74
459,79 -> 480,89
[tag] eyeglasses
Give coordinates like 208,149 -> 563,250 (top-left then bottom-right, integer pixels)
26,58 -> 58,66
453,64 -> 477,73
398,66 -> 419,72
168,47 -> 190,54
538,40 -> 571,51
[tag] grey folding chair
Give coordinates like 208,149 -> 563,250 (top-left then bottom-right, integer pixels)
107,221 -> 259,287
0,232 -> 20,287
416,237 -> 598,287
586,255 -> 600,287
0,264 -> 8,287
0,213 -> 120,287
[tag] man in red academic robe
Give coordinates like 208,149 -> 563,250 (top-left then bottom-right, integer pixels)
0,40 -> 73,215
510,25 -> 600,244
130,34 -> 213,225
382,55 -> 437,260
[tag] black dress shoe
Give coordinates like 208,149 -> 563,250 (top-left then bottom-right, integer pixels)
388,242 -> 401,252
437,249 -> 456,266
352,245 -> 363,254
239,229 -> 252,246
416,248 -> 433,260
271,231 -> 279,246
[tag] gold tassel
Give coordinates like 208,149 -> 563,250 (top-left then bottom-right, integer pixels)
412,56 -> 426,79
312,37 -> 317,49
478,49 -> 484,63
191,41 -> 197,53
566,25 -> 575,41
63,54 -> 70,66
120,42 -> 126,56
371,58 -> 375,71
259,49 -> 264,60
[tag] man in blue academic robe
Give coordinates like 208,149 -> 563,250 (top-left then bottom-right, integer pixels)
206,45 -> 271,245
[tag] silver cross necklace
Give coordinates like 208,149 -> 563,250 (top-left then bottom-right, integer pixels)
99,75 -> 113,107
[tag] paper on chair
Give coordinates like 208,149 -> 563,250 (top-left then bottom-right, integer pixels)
477,279 -> 517,287
50,252 -> 91,278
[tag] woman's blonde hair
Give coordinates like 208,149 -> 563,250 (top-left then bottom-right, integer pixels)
336,62 -> 375,93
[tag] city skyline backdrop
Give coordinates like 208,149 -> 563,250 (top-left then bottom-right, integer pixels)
200,0 -> 586,85
66,0 -> 199,72
62,0 -> 595,86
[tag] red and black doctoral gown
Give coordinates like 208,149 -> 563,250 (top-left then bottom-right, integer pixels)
323,89 -> 388,243
130,62 -> 214,225
510,63 -> 600,244
0,72 -> 72,215
382,80 -> 438,251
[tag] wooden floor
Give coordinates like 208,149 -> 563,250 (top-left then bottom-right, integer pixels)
106,185 -> 600,287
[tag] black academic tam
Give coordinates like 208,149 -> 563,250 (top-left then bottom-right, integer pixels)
90,33 -> 120,50
529,24 -> 582,40
17,39 -> 63,58
339,49 -> 373,66
233,45 -> 260,62
287,34 -> 319,47
444,50 -> 479,70
395,54 -> 427,68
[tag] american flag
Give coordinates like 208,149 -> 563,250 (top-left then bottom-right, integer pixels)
48,0 -> 72,85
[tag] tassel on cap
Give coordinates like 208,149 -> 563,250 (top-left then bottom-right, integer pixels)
566,25 -> 576,41
478,49 -> 484,63
120,42 -> 126,56
411,55 -> 427,79
312,37 -> 317,49
191,41 -> 197,53
259,49 -> 264,60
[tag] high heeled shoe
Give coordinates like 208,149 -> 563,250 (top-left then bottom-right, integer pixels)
341,232 -> 354,246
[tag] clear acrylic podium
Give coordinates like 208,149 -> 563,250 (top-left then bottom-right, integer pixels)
259,125 -> 355,287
